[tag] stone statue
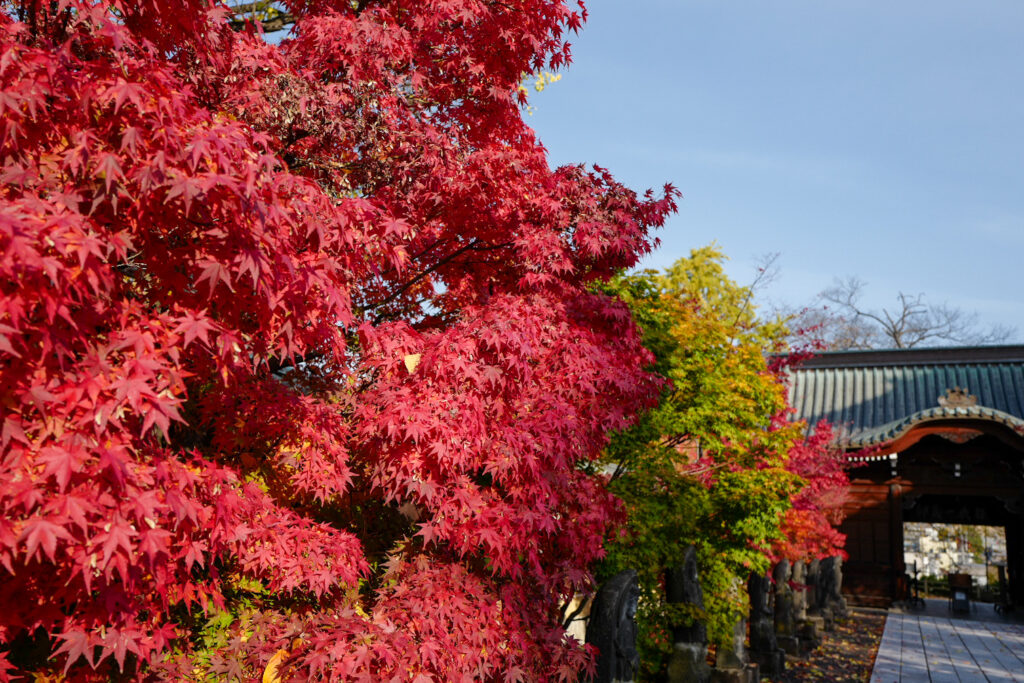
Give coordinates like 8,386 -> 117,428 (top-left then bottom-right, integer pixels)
805,559 -> 820,615
791,560 -> 807,622
773,561 -> 794,635
586,569 -> 641,683
711,617 -> 756,683
715,617 -> 748,671
823,555 -> 848,618
812,557 -> 842,631
773,560 -> 800,656
666,546 -> 711,683
804,558 -> 840,632
817,557 -> 835,614
666,546 -> 706,645
747,572 -> 785,678
790,565 -> 823,655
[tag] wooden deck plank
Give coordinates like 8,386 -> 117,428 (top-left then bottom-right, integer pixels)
918,618 -> 957,680
963,620 -> 1024,682
954,622 -> 1019,679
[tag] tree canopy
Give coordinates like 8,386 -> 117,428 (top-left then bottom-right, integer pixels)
596,247 -> 849,679
0,1 -> 677,679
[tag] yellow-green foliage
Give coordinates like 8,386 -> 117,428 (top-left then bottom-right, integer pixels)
597,246 -> 804,680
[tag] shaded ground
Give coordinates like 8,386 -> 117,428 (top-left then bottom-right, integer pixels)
766,610 -> 887,683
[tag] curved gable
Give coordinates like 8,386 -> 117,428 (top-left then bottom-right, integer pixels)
788,345 -> 1024,448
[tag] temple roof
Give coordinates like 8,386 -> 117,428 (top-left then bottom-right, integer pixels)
788,345 -> 1024,448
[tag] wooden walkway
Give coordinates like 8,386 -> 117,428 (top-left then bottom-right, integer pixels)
871,612 -> 1024,682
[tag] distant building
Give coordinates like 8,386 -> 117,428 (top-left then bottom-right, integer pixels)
903,522 -> 1006,587
788,345 -> 1024,607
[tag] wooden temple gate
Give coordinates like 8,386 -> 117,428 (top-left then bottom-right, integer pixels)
789,346 -> 1024,608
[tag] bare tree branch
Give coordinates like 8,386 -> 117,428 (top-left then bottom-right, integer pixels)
801,277 -> 1017,350
730,252 -> 781,332
367,239 -> 514,324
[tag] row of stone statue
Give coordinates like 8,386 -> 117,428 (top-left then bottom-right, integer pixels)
585,548 -> 849,683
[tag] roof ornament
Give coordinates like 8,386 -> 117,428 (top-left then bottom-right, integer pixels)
938,387 -> 978,408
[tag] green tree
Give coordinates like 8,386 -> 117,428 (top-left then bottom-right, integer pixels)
596,246 -> 804,679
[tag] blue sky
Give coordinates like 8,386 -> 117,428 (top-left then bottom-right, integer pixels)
528,0 -> 1024,338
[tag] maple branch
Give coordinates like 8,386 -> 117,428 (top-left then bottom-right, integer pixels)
659,433 -> 689,449
369,238 -> 512,323
113,250 -> 145,277
609,461 -> 628,483
407,237 -> 455,262
266,352 -> 325,376
286,157 -> 359,176
729,252 -> 780,339
485,0 -> 518,12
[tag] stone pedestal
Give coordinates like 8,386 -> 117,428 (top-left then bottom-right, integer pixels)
776,635 -> 800,656
797,615 -> 824,650
711,618 -> 759,683
667,642 -> 711,683
709,664 -> 759,683
821,608 -> 836,632
749,616 -> 785,677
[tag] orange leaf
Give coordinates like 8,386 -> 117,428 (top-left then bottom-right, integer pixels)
262,649 -> 289,683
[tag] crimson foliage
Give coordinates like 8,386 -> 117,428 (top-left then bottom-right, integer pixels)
0,1 -> 677,679
770,418 -> 851,564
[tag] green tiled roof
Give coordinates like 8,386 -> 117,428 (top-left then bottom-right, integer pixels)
788,346 -> 1024,448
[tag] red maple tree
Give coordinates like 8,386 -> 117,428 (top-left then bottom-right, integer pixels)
765,353 -> 852,564
770,419 -> 851,563
0,1 -> 677,679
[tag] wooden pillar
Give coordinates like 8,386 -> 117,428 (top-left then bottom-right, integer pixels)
1006,514 -> 1023,606
889,484 -> 904,604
